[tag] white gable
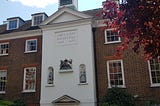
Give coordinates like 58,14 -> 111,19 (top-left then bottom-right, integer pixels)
40,7 -> 92,25
50,12 -> 81,24
52,95 -> 80,104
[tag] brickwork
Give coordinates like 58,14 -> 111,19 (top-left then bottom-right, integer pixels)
94,27 -> 160,105
0,36 -> 42,106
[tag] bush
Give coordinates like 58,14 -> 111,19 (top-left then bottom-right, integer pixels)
0,100 -> 13,106
11,99 -> 26,106
102,87 -> 135,106
145,100 -> 160,106
101,102 -> 119,106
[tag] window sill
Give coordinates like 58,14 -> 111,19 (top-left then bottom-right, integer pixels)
45,84 -> 55,87
22,90 -> 36,93
7,28 -> 18,30
0,54 -> 9,56
150,84 -> 160,88
24,50 -> 37,53
108,85 -> 126,89
59,69 -> 73,73
0,91 -> 5,94
78,83 -> 88,85
104,41 -> 121,45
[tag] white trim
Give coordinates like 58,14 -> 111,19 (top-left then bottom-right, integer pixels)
23,67 -> 36,92
106,59 -> 125,88
104,41 -> 121,44
0,42 -> 9,56
104,28 -> 121,44
22,90 -> 36,93
40,7 -> 92,26
45,84 -> 55,87
0,30 -> 42,41
78,83 -> 88,85
148,57 -> 160,87
59,69 -> 73,73
25,39 -> 37,53
40,18 -> 92,31
92,19 -> 108,28
0,91 -> 5,94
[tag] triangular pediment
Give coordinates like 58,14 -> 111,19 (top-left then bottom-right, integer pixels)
52,95 -> 80,104
40,7 -> 92,25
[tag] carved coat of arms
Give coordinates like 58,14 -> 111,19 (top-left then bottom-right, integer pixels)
60,59 -> 72,70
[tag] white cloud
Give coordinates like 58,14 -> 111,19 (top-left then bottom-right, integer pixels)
10,0 -> 58,8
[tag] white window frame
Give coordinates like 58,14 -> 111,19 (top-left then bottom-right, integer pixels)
25,39 -> 37,53
106,60 -> 125,88
104,28 -> 121,44
7,18 -> 19,30
148,56 -> 160,87
23,67 -> 36,92
32,14 -> 44,26
0,70 -> 7,94
0,42 -> 9,56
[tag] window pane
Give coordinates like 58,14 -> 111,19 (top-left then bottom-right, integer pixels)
9,20 -> 17,29
119,80 -> 123,85
34,16 -> 43,26
105,30 -> 120,43
149,57 -> 160,85
24,68 -> 36,91
0,43 -> 9,55
108,60 -> 124,87
152,78 -> 157,83
0,71 -> 7,92
26,39 -> 37,52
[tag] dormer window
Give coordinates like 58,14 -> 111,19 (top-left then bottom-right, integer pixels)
7,17 -> 25,30
31,13 -> 48,26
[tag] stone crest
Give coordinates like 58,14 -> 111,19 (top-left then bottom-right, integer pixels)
60,59 -> 72,70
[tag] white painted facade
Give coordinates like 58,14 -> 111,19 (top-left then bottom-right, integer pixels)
40,7 -> 96,106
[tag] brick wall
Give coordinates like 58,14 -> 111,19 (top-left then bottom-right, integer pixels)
94,27 -> 160,105
0,36 -> 42,106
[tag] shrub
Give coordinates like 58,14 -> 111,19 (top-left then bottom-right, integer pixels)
11,99 -> 26,106
102,87 -> 135,106
0,100 -> 13,106
145,100 -> 160,106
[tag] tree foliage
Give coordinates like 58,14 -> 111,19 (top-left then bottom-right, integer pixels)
102,0 -> 160,59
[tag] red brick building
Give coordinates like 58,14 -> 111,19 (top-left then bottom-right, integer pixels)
0,16 -> 44,106
94,27 -> 160,105
0,3 -> 159,106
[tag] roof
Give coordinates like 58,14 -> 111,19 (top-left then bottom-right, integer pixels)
0,20 -> 40,35
82,8 -> 103,20
0,8 -> 102,35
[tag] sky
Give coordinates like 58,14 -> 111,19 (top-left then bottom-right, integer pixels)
0,0 -> 104,24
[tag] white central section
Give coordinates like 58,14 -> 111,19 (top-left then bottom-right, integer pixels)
40,7 -> 96,106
